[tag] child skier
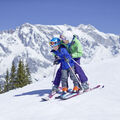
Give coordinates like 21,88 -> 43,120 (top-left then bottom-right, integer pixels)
51,34 -> 89,92
49,37 -> 80,94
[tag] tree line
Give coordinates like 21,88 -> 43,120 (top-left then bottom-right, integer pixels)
0,60 -> 32,93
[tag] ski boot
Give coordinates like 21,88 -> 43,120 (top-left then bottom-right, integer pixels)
72,86 -> 80,93
61,87 -> 68,95
81,82 -> 89,92
55,87 -> 68,99
51,85 -> 59,93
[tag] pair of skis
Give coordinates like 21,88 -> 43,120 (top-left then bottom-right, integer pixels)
41,85 -> 104,101
56,85 -> 104,100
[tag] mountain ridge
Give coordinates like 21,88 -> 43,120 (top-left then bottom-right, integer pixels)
0,23 -> 120,83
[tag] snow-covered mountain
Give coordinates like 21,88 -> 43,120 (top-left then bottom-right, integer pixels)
0,55 -> 120,120
0,23 -> 120,82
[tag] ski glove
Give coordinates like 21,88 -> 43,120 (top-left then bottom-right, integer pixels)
53,55 -> 61,65
55,55 -> 60,60
70,41 -> 75,45
53,59 -> 60,65
64,57 -> 69,63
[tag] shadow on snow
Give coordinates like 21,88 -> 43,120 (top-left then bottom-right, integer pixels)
14,89 -> 51,97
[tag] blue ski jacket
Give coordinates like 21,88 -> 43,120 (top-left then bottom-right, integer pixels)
51,46 -> 74,70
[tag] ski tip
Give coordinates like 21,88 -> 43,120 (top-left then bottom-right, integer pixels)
97,84 -> 104,88
55,96 -> 61,99
97,85 -> 104,89
41,98 -> 49,102
102,85 -> 104,88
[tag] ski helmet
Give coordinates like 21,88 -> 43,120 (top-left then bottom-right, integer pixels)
62,31 -> 73,42
49,37 -> 61,47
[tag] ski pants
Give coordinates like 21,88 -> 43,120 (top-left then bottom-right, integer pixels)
61,66 -> 79,88
74,58 -> 88,83
53,57 -> 88,86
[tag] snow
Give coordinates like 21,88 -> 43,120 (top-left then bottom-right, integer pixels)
91,45 -> 113,62
0,56 -> 120,120
21,27 -> 30,34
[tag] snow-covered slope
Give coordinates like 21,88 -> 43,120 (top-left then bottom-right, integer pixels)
0,56 -> 120,120
0,23 -> 120,82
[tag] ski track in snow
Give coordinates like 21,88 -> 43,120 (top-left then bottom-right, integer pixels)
0,56 -> 120,120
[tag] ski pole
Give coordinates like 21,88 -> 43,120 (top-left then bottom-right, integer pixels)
52,64 -> 57,83
66,62 -> 83,89
71,58 -> 81,67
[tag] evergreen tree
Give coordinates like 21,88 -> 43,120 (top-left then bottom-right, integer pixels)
25,63 -> 32,84
15,60 -> 24,88
10,61 -> 16,89
0,84 -> 3,94
4,69 -> 10,92
3,60 -> 32,92
15,60 -> 29,88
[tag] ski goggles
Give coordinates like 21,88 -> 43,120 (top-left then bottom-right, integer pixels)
49,41 -> 55,46
49,41 -> 60,47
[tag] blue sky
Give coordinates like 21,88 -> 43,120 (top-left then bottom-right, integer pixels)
0,0 -> 120,34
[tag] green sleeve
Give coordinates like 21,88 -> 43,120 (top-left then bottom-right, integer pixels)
70,37 -> 83,58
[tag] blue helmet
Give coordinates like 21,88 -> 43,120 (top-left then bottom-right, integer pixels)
49,38 -> 61,47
